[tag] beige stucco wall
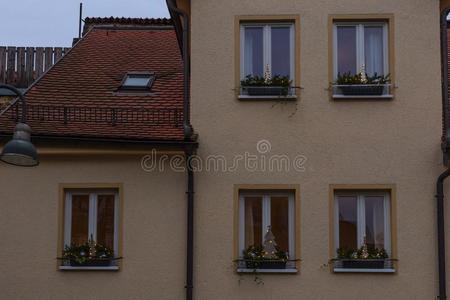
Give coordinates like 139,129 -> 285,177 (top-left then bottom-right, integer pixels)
0,155 -> 187,300
190,0 -> 445,299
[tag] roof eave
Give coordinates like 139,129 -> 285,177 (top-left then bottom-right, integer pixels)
0,133 -> 198,149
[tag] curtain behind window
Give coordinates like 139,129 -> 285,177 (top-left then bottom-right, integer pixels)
71,195 -> 89,245
337,26 -> 357,75
337,195 -> 358,250
364,26 -> 384,76
270,196 -> 289,253
244,27 -> 264,77
365,196 -> 385,249
244,197 -> 262,248
271,27 -> 291,77
97,194 -> 115,250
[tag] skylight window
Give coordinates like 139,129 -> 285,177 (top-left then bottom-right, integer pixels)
120,72 -> 155,91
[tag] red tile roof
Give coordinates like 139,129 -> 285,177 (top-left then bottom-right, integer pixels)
0,25 -> 185,142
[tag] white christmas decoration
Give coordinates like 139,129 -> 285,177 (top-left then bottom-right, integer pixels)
264,64 -> 272,84
262,226 -> 278,259
360,65 -> 367,84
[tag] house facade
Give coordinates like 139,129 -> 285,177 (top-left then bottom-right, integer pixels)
0,18 -> 196,300
1,1 -> 450,300
175,0 -> 447,299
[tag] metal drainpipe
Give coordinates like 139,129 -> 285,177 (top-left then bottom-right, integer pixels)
166,2 -> 194,300
185,150 -> 194,300
437,169 -> 450,300
439,8 -> 450,300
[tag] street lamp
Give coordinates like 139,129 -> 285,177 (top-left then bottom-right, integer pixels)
0,84 -> 38,167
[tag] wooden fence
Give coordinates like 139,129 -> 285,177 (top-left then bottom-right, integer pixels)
0,46 -> 71,89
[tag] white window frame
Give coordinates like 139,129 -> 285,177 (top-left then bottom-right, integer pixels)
333,22 -> 388,79
64,189 -> 120,256
238,191 -> 296,264
334,191 -> 391,256
240,23 -> 295,82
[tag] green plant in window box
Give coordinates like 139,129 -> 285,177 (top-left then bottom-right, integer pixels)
63,237 -> 114,267
242,226 -> 288,269
241,66 -> 292,97
335,68 -> 391,96
336,244 -> 388,269
243,245 -> 288,269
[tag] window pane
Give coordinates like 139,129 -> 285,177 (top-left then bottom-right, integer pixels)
270,196 -> 289,253
244,197 -> 262,248
271,27 -> 291,78
243,27 -> 264,77
97,194 -> 115,251
123,76 -> 151,87
365,196 -> 386,249
364,26 -> 384,76
71,195 -> 89,245
337,196 -> 358,250
337,26 -> 357,75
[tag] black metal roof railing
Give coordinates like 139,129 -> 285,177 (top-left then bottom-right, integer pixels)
7,104 -> 183,127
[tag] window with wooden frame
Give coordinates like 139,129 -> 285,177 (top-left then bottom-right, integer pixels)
331,19 -> 393,99
236,16 -> 299,99
332,189 -> 395,273
60,189 -> 120,270
237,190 -> 297,272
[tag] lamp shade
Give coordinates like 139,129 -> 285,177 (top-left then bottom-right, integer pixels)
0,123 -> 39,167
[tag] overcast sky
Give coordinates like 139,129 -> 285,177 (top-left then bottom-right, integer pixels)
0,0 -> 169,47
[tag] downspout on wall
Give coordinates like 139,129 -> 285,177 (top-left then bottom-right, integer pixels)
185,150 -> 195,300
438,7 -> 450,300
165,1 -> 195,300
437,169 -> 450,300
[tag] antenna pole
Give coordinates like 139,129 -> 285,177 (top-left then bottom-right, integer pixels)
78,3 -> 83,38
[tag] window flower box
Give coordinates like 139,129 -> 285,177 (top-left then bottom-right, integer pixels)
242,232 -> 289,270
244,86 -> 289,96
339,85 -> 385,96
340,259 -> 385,269
334,244 -> 390,270
245,259 -> 287,270
62,238 -> 115,268
333,71 -> 391,97
240,74 -> 292,97
69,258 -> 113,267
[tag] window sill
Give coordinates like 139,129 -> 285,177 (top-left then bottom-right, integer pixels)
238,95 -> 297,101
332,94 -> 393,100
236,268 -> 298,274
59,266 -> 119,271
333,268 -> 395,273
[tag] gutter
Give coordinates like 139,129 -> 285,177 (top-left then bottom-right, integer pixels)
165,2 -> 195,300
0,134 -> 198,149
166,0 -> 192,140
